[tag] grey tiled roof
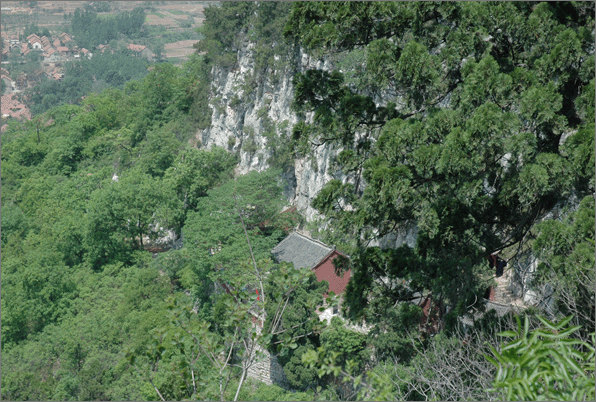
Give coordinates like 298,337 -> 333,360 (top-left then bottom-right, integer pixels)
272,232 -> 333,270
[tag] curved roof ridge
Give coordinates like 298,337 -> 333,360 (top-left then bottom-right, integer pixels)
292,231 -> 333,251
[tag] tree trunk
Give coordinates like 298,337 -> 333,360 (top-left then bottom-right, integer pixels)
191,368 -> 196,396
149,379 -> 166,402
138,216 -> 143,249
233,364 -> 247,402
219,376 -> 224,402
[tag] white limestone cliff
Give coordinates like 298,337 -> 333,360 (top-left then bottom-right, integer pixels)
197,44 -> 338,222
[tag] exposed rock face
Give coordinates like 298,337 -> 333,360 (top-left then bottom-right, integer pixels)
197,41 -> 569,307
143,228 -> 182,253
374,224 -> 419,250
198,45 -> 339,222
506,196 -> 581,313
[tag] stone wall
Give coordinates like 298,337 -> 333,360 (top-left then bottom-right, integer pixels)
246,343 -> 287,387
246,318 -> 288,387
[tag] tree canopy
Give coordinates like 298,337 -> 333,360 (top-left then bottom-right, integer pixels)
288,1 -> 594,329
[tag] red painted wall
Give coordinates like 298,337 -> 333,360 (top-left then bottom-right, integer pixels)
313,251 -> 351,295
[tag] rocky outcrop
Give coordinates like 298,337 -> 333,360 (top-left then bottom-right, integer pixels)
197,44 -> 341,222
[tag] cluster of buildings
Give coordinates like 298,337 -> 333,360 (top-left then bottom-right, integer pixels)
23,32 -> 92,62
1,66 -> 31,124
0,31 -> 88,122
1,31 -> 92,64
2,29 -> 153,63
1,93 -> 31,122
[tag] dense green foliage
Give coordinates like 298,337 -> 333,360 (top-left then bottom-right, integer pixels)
284,2 -> 595,399
26,51 -> 150,115
1,45 -> 243,398
1,5 -> 321,397
69,7 -> 146,49
197,1 -> 291,73
532,196 -> 595,331
488,315 -> 595,401
288,1 -> 595,329
2,2 -> 594,401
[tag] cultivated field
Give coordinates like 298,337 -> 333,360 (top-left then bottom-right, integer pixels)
164,39 -> 197,59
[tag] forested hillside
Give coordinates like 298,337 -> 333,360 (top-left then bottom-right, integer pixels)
1,2 -> 594,401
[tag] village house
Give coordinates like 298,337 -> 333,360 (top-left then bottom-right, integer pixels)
59,32 -> 72,44
127,43 -> 154,60
44,49 -> 61,63
40,36 -> 51,48
272,231 -> 351,321
127,43 -> 146,52
9,36 -> 21,49
56,46 -> 70,54
47,68 -> 63,80
0,75 -> 13,93
1,93 -> 31,120
30,39 -> 42,50
80,48 -> 92,59
26,34 -> 41,49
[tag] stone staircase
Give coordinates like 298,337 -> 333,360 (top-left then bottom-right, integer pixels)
492,269 -> 525,308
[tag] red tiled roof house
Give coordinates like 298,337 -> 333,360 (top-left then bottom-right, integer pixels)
28,37 -> 42,50
127,43 -> 154,60
59,33 -> 72,43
